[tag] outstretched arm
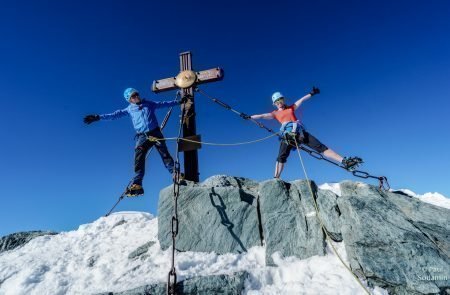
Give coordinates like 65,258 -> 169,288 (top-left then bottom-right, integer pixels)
250,113 -> 274,120
293,87 -> 320,110
84,109 -> 128,125
99,109 -> 129,121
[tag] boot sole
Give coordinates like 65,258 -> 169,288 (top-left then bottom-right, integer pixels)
126,193 -> 144,197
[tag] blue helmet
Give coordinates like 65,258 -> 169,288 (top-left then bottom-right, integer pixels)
124,88 -> 139,102
272,91 -> 284,104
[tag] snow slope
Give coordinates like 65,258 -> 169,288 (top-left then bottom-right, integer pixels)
1,186 -> 448,295
0,213 -> 385,295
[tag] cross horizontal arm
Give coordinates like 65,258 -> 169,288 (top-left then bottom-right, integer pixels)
152,68 -> 224,93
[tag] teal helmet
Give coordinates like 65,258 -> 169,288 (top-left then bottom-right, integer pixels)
124,88 -> 139,102
272,91 -> 284,104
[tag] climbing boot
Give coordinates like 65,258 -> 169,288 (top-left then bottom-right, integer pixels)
125,184 -> 144,197
342,157 -> 363,171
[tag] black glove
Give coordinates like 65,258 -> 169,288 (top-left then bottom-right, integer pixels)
240,113 -> 251,120
84,114 -> 100,125
309,86 -> 320,96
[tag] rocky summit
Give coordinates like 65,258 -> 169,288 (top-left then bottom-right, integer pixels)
157,175 -> 450,295
2,175 -> 448,294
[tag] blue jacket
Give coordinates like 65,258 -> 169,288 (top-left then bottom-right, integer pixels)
99,99 -> 179,133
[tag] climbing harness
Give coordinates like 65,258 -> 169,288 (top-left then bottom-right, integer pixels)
167,95 -> 187,295
195,87 -> 390,190
280,121 -> 304,137
104,93 -> 179,217
291,136 -> 372,295
147,136 -> 162,145
280,122 -> 306,150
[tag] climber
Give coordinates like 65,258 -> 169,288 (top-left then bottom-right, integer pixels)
83,88 -> 187,196
249,87 -> 362,178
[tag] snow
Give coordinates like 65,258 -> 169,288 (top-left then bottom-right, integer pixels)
395,189 -> 450,209
1,185 -> 448,295
0,212 -> 384,295
0,212 -> 159,294
318,182 -> 342,196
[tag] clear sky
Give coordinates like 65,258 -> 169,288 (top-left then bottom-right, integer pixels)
1,0 -> 449,237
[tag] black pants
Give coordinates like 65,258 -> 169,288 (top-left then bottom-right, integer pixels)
277,131 -> 328,163
132,128 -> 174,185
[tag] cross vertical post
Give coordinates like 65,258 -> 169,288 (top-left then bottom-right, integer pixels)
152,51 -> 224,182
179,52 -> 198,182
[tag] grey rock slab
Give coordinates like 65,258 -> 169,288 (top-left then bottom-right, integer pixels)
258,179 -> 325,266
316,188 -> 342,241
128,241 -> 156,260
158,175 -> 261,254
385,190 -> 450,258
338,181 -> 450,294
0,231 -> 57,253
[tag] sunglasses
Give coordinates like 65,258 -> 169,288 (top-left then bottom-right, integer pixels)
130,93 -> 140,98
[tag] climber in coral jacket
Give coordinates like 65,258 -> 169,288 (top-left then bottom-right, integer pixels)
249,87 -> 362,178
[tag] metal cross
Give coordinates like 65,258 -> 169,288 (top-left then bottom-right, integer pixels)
152,51 -> 224,182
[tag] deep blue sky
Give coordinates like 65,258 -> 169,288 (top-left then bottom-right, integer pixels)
1,0 -> 449,236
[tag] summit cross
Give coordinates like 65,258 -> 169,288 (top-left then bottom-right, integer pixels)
152,51 -> 224,182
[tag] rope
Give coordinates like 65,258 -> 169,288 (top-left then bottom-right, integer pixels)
147,133 -> 279,146
292,136 -> 372,295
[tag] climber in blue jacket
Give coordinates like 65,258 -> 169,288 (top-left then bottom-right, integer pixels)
84,88 -> 183,197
